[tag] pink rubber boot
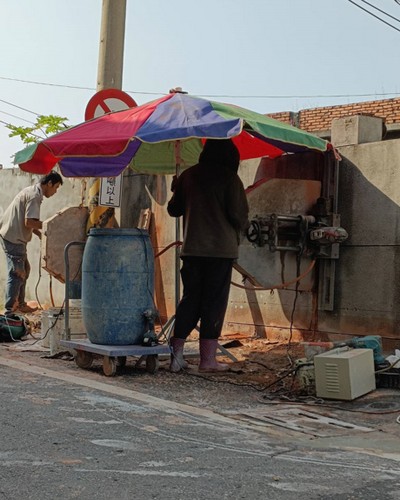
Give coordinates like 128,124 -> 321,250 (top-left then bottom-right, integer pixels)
198,339 -> 229,373
170,337 -> 188,372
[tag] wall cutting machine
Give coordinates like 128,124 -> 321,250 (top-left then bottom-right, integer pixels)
246,197 -> 348,258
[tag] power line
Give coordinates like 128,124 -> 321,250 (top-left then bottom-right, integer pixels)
196,92 -> 400,99
0,76 -> 158,95
0,98 -> 40,116
359,0 -> 400,23
0,76 -> 95,92
347,0 -> 400,32
0,117 -> 44,140
0,110 -> 35,124
0,75 -> 399,101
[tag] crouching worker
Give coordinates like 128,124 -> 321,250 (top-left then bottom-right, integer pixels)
167,139 -> 249,373
0,170 -> 63,315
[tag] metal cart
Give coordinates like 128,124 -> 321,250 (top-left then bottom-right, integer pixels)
60,338 -> 171,376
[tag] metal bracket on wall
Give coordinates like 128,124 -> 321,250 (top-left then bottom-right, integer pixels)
318,259 -> 336,311
318,154 -> 340,311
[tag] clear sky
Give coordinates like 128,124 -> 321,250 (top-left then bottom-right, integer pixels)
0,0 -> 399,168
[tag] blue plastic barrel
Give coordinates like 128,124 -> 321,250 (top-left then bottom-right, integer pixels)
81,228 -> 154,345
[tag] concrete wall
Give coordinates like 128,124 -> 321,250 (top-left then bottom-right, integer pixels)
319,139 -> 400,340
1,138 -> 400,344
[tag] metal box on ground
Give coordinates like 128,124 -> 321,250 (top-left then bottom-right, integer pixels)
314,348 -> 376,400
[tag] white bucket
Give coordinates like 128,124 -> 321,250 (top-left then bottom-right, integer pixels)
67,306 -> 86,337
41,306 -> 86,355
41,308 -> 64,349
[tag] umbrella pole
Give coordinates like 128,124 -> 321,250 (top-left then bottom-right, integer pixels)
175,218 -> 181,310
174,141 -> 182,310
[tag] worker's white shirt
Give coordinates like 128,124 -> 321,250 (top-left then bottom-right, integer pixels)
0,183 -> 43,245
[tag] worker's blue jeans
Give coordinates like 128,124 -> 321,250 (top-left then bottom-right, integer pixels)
0,237 -> 30,314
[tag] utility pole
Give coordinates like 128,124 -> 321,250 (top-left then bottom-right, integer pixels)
97,0 -> 127,91
88,0 -> 127,229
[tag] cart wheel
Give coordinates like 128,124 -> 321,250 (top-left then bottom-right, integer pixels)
75,350 -> 94,369
103,356 -> 117,377
117,356 -> 127,368
145,355 -> 159,374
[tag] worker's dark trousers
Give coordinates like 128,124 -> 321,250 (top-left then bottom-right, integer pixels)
173,256 -> 234,340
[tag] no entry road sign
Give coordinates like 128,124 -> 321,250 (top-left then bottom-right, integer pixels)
85,88 -> 137,120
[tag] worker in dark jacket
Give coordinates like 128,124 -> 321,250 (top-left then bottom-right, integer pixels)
167,139 -> 249,372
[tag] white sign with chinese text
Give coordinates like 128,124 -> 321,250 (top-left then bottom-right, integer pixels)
99,175 -> 122,207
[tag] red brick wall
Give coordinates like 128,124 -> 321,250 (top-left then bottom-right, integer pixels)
268,97 -> 400,132
266,111 -> 293,125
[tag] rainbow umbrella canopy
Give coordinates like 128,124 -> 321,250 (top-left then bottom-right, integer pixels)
15,93 -> 332,177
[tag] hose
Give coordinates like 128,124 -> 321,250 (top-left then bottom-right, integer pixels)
155,240 -> 316,292
231,259 -> 316,291
154,241 -> 182,259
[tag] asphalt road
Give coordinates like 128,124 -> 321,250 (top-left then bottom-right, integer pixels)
1,353 -> 400,500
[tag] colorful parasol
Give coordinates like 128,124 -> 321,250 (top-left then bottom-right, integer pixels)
15,92 -> 331,177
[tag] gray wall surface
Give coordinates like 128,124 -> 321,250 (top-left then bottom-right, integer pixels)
319,140 -> 400,340
1,139 -> 399,344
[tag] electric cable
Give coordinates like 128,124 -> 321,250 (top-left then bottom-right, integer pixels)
1,76 -> 400,101
49,275 -> 55,308
0,109 -> 36,124
260,366 -> 299,391
153,241 -> 186,353
347,0 -> 400,32
306,328 -> 399,342
152,239 -> 182,345
138,228 -> 169,347
29,308 -> 64,344
154,240 -> 182,259
231,259 -> 316,291
40,251 -> 85,347
184,370 -> 269,391
374,359 -> 400,373
247,360 -> 275,371
358,0 -> 400,23
0,97 -> 41,116
34,247 -> 43,311
186,363 -> 300,391
30,250 -> 83,346
286,254 -> 303,367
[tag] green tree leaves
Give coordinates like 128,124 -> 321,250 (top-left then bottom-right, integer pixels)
7,114 -> 69,144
